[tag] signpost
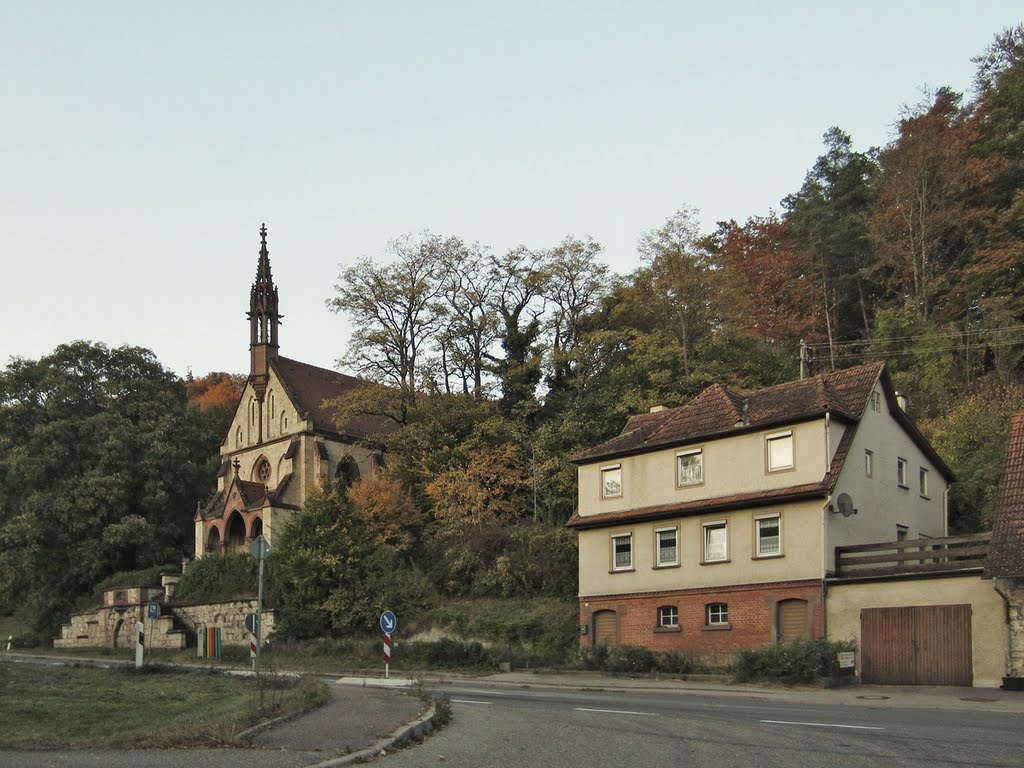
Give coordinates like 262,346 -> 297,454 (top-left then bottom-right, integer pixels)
250,535 -> 271,676
380,611 -> 396,679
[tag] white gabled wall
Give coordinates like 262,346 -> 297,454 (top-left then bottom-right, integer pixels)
826,385 -> 948,571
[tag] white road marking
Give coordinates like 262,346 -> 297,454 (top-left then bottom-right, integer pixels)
576,707 -> 658,717
452,699 -> 494,705
760,719 -> 885,731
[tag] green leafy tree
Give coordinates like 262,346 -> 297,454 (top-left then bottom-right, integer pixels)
271,482 -> 379,638
924,376 -> 1024,532
0,342 -> 220,633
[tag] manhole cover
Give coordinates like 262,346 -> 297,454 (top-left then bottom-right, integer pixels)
856,695 -> 890,700
960,697 -> 996,702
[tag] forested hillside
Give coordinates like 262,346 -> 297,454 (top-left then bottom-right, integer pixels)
326,27 -> 1024,548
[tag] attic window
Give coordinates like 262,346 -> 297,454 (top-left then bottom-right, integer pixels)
601,465 -> 622,499
766,431 -> 794,472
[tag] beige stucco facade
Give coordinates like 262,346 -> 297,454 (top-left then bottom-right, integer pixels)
578,498 -> 825,597
826,575 -> 1008,688
577,419 -> 830,517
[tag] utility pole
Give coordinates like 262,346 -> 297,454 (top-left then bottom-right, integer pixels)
799,339 -> 808,379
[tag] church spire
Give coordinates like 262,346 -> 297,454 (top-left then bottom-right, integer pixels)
247,223 -> 282,385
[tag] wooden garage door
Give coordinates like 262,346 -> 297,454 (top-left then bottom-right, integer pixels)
860,605 -> 972,686
592,610 -> 618,646
777,599 -> 808,643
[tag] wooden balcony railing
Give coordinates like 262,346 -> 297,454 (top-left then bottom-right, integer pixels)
833,532 -> 991,579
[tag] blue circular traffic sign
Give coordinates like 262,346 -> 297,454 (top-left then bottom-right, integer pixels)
379,610 -> 397,634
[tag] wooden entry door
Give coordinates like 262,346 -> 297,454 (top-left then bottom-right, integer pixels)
592,610 -> 618,646
860,605 -> 972,685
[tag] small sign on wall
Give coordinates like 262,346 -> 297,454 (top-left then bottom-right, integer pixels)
837,651 -> 856,669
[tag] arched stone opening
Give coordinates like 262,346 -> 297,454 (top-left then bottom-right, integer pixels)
336,455 -> 361,486
207,525 -> 222,555
249,516 -> 263,542
226,511 -> 247,554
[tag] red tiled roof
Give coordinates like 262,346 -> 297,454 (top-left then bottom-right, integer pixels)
985,412 -> 1024,578
572,363 -> 884,463
272,356 -> 397,440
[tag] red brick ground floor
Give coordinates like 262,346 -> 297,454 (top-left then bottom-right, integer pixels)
579,579 -> 823,660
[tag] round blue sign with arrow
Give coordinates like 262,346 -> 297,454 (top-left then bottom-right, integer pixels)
379,610 -> 397,634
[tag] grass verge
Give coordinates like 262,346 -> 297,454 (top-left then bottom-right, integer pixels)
0,661 -> 328,749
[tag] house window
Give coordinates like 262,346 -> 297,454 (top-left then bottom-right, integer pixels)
865,449 -> 873,478
611,533 -> 632,571
657,606 -> 678,628
676,448 -> 703,486
706,603 -> 729,627
766,431 -> 794,472
896,524 -> 909,541
919,468 -> 929,498
897,457 -> 908,488
656,527 -> 678,567
871,392 -> 881,412
601,465 -> 622,499
755,514 -> 781,557
702,520 -> 728,563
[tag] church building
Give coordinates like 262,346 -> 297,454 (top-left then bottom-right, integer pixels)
195,225 -> 391,557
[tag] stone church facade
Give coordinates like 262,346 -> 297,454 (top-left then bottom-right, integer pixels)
195,225 -> 391,557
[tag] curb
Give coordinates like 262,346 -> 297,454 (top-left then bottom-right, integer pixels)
303,702 -> 439,768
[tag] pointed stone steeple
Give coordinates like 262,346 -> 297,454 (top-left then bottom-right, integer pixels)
247,223 -> 282,389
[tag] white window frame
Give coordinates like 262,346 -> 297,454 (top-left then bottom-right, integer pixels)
706,602 -> 729,627
601,464 -> 622,499
871,391 -> 882,412
766,431 -> 794,472
611,532 -> 633,571
897,457 -> 908,488
754,513 -> 782,558
676,448 -> 704,487
865,449 -> 873,478
702,520 -> 728,563
655,526 -> 679,567
919,467 -> 929,498
657,605 -> 679,628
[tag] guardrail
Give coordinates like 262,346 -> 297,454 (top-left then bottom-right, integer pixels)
833,532 -> 991,578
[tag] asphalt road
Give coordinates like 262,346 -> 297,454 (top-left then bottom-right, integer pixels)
376,682 -> 1024,768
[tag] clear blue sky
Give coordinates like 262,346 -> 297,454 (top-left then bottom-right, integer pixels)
2,2 -> 1021,378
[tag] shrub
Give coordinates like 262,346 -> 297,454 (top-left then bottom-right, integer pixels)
174,554 -> 260,604
733,638 -> 857,684
604,645 -> 658,674
401,638 -> 495,669
576,642 -> 610,671
85,564 -> 182,608
656,650 -> 704,675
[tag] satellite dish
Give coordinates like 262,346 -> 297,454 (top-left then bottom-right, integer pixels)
836,493 -> 857,517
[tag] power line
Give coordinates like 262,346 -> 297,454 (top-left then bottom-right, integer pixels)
803,324 -> 1024,351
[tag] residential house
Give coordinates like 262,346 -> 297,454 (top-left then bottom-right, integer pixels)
194,225 -> 392,557
568,362 -> 952,659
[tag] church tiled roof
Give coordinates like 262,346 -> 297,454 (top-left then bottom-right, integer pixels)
272,356 -> 397,440
572,363 -> 885,464
985,412 -> 1024,578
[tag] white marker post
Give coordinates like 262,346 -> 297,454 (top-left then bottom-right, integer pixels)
135,621 -> 145,669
